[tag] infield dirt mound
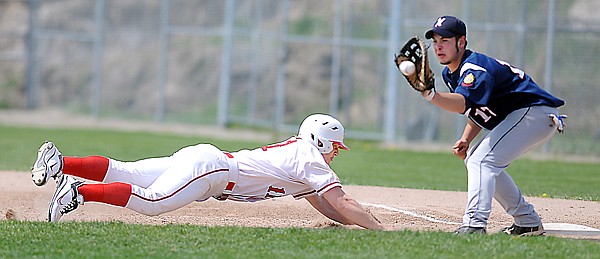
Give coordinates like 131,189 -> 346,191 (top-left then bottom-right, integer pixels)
2,171 -> 599,240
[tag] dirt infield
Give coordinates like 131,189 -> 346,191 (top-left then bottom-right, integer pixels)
2,171 -> 599,239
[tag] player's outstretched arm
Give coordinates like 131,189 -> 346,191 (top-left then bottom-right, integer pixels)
305,194 -> 353,225
428,91 -> 467,114
320,187 -> 386,230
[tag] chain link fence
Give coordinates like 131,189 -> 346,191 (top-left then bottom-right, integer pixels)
1,0 -> 599,159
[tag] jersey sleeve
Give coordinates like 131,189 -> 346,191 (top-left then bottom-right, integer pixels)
296,142 -> 342,196
292,188 -> 317,200
454,63 -> 495,111
305,161 -> 342,196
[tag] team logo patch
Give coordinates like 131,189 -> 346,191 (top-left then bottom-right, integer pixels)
462,73 -> 475,87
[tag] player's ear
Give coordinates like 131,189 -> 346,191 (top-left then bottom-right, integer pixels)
458,36 -> 467,48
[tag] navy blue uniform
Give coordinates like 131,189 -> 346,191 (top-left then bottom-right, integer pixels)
425,15 -> 566,232
441,50 -> 564,130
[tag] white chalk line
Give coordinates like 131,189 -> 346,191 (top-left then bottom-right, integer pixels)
361,202 -> 461,225
362,203 -> 600,237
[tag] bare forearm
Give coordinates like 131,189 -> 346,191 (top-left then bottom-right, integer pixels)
322,188 -> 385,230
461,120 -> 482,142
427,90 -> 466,114
452,119 -> 482,159
306,195 -> 353,225
341,199 -> 384,230
332,196 -> 383,230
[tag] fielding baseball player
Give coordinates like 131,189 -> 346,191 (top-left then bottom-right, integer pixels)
31,114 -> 385,230
413,16 -> 565,235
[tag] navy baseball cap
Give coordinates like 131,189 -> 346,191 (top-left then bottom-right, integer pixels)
425,16 -> 467,39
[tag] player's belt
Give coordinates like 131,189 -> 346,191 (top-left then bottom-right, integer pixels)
215,152 -> 239,201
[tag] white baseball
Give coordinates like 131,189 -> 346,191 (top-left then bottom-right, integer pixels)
399,61 -> 416,76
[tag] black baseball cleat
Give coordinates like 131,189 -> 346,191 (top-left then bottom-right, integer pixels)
500,224 -> 545,236
454,226 -> 487,234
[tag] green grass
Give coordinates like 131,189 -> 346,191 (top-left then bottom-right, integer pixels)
1,123 -> 599,258
0,124 -> 261,171
1,221 -> 598,258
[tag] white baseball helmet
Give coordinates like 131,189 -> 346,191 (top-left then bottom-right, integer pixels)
298,114 -> 349,154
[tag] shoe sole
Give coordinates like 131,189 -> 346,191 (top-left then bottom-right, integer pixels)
500,226 -> 545,236
455,226 -> 487,234
519,229 -> 545,236
32,142 -> 61,186
47,175 -> 72,222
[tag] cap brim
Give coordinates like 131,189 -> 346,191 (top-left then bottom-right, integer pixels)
425,28 -> 456,39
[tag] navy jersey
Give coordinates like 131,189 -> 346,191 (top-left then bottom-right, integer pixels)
441,50 -> 564,130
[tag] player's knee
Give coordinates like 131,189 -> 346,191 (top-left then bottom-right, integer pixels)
144,210 -> 164,216
464,155 -> 478,167
129,199 -> 170,216
137,205 -> 167,216
465,155 -> 506,176
465,154 -> 487,170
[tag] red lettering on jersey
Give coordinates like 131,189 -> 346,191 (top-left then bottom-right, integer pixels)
267,185 -> 285,194
265,185 -> 286,199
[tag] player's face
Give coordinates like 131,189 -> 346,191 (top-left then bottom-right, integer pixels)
322,143 -> 340,165
432,34 -> 463,72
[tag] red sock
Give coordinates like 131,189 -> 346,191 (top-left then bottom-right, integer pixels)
63,156 -> 109,182
78,183 -> 132,207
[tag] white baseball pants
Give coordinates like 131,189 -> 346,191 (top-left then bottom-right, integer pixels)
463,105 -> 559,228
104,144 -> 231,216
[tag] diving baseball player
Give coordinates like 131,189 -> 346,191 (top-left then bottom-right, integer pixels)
420,16 -> 566,235
31,114 -> 386,230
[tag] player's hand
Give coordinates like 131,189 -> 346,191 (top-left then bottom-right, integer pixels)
452,139 -> 469,160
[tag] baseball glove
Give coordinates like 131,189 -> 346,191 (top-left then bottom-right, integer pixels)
394,36 -> 435,92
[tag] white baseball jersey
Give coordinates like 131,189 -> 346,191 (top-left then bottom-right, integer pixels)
103,137 -> 340,216
227,137 -> 341,202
